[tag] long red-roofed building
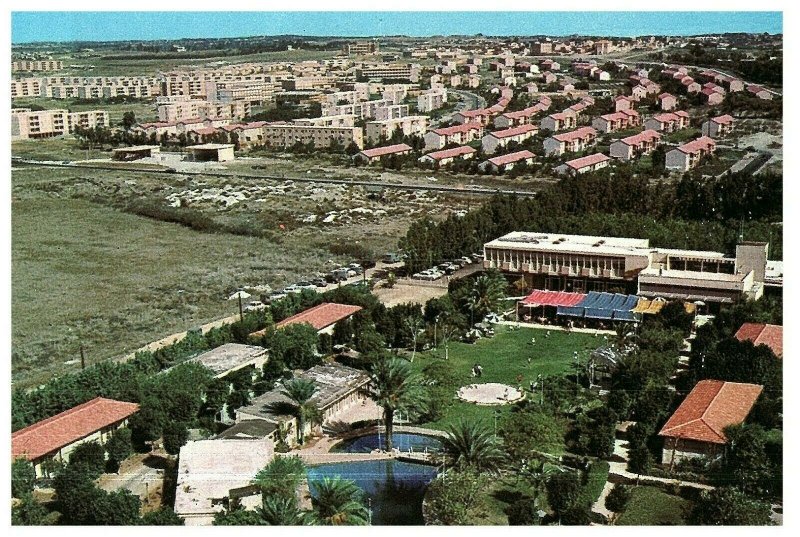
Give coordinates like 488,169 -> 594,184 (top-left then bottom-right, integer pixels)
659,379 -> 763,464
13,397 -> 140,477
479,150 -> 535,173
418,145 -> 476,166
423,123 -> 484,151
735,322 -> 783,358
252,302 -> 363,337
555,152 -> 611,176
666,136 -> 716,171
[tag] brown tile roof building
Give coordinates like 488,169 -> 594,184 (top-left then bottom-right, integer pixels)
250,303 -> 364,338
659,380 -> 763,444
12,397 -> 140,461
735,322 -> 783,358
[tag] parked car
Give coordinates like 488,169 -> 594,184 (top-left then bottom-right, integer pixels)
283,285 -> 302,294
348,263 -> 364,275
267,291 -> 287,302
244,300 -> 266,312
296,281 -> 317,291
311,278 -> 328,288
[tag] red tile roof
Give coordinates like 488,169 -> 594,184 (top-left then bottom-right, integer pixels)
487,150 -> 535,166
553,126 -> 597,142
433,123 -> 483,136
735,323 -> 783,358
275,302 -> 363,331
712,114 -> 735,125
677,136 -> 715,154
659,380 -> 763,444
502,106 -> 540,120
619,129 -> 661,146
359,143 -> 412,159
658,92 -> 675,100
13,398 -> 140,461
423,145 -> 476,160
488,124 -> 538,139
564,152 -> 610,170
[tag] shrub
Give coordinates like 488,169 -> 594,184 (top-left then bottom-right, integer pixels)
506,498 -> 540,525
605,484 -> 631,512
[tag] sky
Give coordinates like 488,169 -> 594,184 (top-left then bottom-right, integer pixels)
11,11 -> 783,44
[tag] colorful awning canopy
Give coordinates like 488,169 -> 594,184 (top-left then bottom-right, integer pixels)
520,290 -> 587,307
631,297 -> 667,315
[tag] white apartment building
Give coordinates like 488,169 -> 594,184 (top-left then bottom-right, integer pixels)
365,115 -> 428,144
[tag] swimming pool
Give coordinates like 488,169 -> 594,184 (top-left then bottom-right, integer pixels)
332,433 -> 444,454
307,459 -> 438,525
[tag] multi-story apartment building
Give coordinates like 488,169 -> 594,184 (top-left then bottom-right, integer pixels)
543,127 -> 598,156
12,108 -> 109,140
702,115 -> 735,138
12,60 -> 63,72
481,124 -> 539,155
644,111 -> 690,133
592,110 -> 641,133
157,98 -> 250,122
261,123 -> 364,150
417,89 -> 448,112
540,112 -> 577,132
609,129 -> 662,161
355,64 -> 421,83
321,99 -> 394,120
343,41 -> 380,56
365,115 -> 428,144
423,123 -> 484,151
666,136 -> 716,171
206,80 -> 277,104
10,78 -> 43,99
293,115 -> 356,128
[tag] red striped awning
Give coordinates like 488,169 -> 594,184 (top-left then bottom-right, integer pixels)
521,290 -> 587,307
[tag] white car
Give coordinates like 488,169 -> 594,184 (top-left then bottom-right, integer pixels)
244,301 -> 267,312
283,285 -> 302,294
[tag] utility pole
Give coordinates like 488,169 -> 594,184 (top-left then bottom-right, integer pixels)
80,344 -> 86,370
238,293 -> 244,322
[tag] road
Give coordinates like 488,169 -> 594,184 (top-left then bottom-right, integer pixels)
430,89 -> 486,129
13,158 -> 539,198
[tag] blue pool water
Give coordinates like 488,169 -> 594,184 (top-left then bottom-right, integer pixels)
307,460 -> 438,525
332,433 -> 443,454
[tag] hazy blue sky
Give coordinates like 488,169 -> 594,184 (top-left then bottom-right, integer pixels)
12,11 -> 782,44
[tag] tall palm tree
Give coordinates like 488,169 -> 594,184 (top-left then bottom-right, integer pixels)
369,357 -> 428,452
257,495 -> 309,525
280,378 -> 318,445
442,419 -> 505,473
519,459 -> 560,509
470,272 -> 507,320
310,477 -> 369,526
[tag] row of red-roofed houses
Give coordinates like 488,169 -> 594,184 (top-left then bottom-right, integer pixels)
644,110 -> 691,133
423,123 -> 484,151
592,109 -> 641,133
543,126 -> 598,157
540,96 -> 595,132
554,152 -> 611,176
481,123 -> 540,155
493,98 -> 551,129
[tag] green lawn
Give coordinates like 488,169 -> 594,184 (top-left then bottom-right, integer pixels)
665,127 -> 701,144
411,325 -> 601,431
616,486 -> 693,525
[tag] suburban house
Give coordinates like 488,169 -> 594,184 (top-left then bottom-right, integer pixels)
423,123 -> 484,151
555,152 -> 611,176
541,71 -> 557,84
481,124 -> 539,154
354,143 -> 413,164
478,150 -> 535,173
681,76 -> 701,93
591,110 -> 640,133
175,439 -> 274,525
659,380 -> 763,464
701,87 -> 724,106
747,84 -> 773,100
666,136 -> 716,171
251,302 -> 363,338
13,397 -> 140,477
658,92 -> 678,111
540,59 -> 561,71
644,111 -> 690,132
609,129 -> 662,161
418,145 -> 476,166
702,114 -> 735,138
734,322 -> 783,358
614,95 -> 636,112
540,112 -> 577,132
543,126 -> 598,156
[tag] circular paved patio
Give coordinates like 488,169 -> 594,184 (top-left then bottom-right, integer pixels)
457,383 -> 524,405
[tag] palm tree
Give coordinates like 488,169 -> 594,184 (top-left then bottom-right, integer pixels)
369,357 -> 428,452
403,313 -> 423,362
257,495 -> 308,525
441,419 -> 505,473
252,456 -> 307,499
519,459 -> 560,509
470,271 -> 507,320
280,378 -> 318,445
309,477 -> 369,526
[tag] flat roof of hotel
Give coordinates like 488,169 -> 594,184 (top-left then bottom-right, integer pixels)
485,231 -> 651,257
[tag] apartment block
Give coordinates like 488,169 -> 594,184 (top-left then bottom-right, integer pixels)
543,127 -> 598,156
157,99 -> 250,122
666,136 -> 716,172
12,108 -> 109,140
365,115 -> 428,144
261,123 -> 364,150
12,60 -> 63,72
609,129 -> 662,161
417,89 -> 448,112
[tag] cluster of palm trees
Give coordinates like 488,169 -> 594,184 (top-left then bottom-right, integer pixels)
249,456 -> 370,525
